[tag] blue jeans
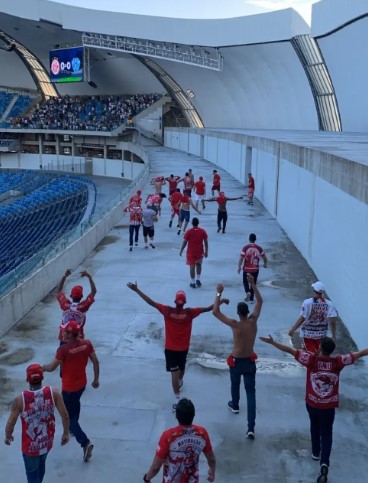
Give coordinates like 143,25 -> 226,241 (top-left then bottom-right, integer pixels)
129,225 -> 140,247
23,453 -> 48,483
306,403 -> 335,466
62,386 -> 89,447
229,357 -> 256,432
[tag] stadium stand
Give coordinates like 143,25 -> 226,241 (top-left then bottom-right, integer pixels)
0,90 -> 35,127
9,93 -> 161,131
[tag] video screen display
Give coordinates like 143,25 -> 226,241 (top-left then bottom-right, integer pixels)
49,46 -> 84,83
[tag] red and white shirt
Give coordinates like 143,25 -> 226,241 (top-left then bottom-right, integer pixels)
239,243 -> 265,272
156,304 -> 201,351
125,204 -> 143,225
57,293 -> 94,340
295,350 -> 354,408
299,297 -> 338,339
56,338 -> 95,392
183,176 -> 194,191
156,424 -> 213,483
21,386 -> 55,456
147,193 -> 162,206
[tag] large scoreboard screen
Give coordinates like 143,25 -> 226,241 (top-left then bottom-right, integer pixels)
49,46 -> 84,83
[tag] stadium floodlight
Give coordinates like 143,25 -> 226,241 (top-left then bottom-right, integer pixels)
82,33 -> 223,71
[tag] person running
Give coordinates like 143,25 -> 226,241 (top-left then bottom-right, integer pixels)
124,202 -> 143,251
247,173 -> 255,205
145,192 -> 166,216
143,398 -> 216,483
168,188 -> 183,228
151,176 -> 166,194
193,176 -> 206,210
188,168 -> 195,185
205,191 -> 243,233
130,189 -> 142,206
212,275 -> 263,440
57,269 -> 97,342
211,170 -> 221,196
288,282 -> 337,353
43,320 -> 100,463
165,174 -> 181,195
179,217 -> 208,289
4,364 -> 70,483
238,233 -> 267,303
181,172 -> 194,197
127,282 -> 229,410
259,335 -> 368,483
142,203 -> 158,249
177,194 -> 201,235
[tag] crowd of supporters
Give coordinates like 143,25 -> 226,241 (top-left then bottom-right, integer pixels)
10,93 -> 161,131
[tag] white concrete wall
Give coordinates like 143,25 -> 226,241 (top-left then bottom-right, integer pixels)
164,127 -> 368,348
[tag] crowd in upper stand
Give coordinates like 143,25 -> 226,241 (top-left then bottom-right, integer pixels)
8,93 -> 161,131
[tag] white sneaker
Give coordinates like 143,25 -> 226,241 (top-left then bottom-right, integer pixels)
244,293 -> 251,302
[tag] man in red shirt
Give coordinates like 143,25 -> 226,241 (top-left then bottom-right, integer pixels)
43,320 -> 100,463
165,174 -> 181,195
179,217 -> 208,289
247,173 -> 255,205
238,233 -> 267,303
57,269 -> 96,341
168,188 -> 183,228
124,202 -> 143,251
205,191 -> 243,233
130,189 -> 142,206
211,170 -> 221,196
127,281 -> 228,410
143,398 -> 216,483
5,364 -> 69,483
193,176 -> 206,210
260,335 -> 368,483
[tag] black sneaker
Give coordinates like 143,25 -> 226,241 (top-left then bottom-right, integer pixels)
195,280 -> 202,287
317,465 -> 328,483
169,220 -> 172,227
135,243 -> 138,246
190,283 -> 196,289
129,247 -> 133,252
217,227 -> 221,233
312,454 -> 320,461
83,442 -> 94,462
227,401 -> 239,414
177,229 -> 181,235
246,430 -> 255,440
150,243 -> 156,249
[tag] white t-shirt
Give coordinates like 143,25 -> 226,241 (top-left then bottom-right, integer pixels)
299,297 -> 337,339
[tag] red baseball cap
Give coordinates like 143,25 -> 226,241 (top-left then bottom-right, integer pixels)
175,290 -> 187,305
70,285 -> 83,299
26,364 -> 44,384
65,320 -> 80,335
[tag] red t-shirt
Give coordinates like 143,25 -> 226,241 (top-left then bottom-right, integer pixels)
170,191 -> 183,206
295,350 -> 354,409
57,292 -> 94,340
184,227 -> 208,257
130,194 -> 142,205
147,193 -> 162,205
240,243 -> 265,272
156,424 -> 213,483
125,205 -> 143,225
248,177 -> 255,189
194,180 -> 206,195
213,173 -> 220,186
156,304 -> 201,351
166,177 -> 180,192
56,339 -> 95,392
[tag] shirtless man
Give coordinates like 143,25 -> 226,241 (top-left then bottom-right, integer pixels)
151,176 -> 166,194
177,194 -> 201,235
212,274 -> 263,440
205,192 -> 243,233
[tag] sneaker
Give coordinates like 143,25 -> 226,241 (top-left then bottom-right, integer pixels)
227,401 -> 239,414
222,230 -> 226,234
149,243 -> 156,249
190,283 -> 196,289
177,229 -> 181,235
169,220 -> 172,228
217,227 -> 221,233
244,293 -> 251,302
83,442 -> 94,462
135,243 -> 138,246
129,247 -> 132,252
317,464 -> 328,483
312,454 -> 320,461
172,403 -> 177,413
195,280 -> 202,287
178,379 -> 184,391
249,299 -> 255,304
145,245 -> 149,249
246,430 -> 255,440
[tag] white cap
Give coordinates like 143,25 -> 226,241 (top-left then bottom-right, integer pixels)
311,281 -> 325,293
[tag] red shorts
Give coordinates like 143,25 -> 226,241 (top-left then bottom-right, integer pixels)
171,204 -> 180,216
186,253 -> 203,265
302,337 -> 321,353
212,184 -> 220,191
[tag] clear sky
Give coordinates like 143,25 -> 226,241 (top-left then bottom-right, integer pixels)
49,0 -> 319,24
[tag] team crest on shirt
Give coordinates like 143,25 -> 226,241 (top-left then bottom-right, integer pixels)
310,371 -> 338,398
298,352 -> 311,364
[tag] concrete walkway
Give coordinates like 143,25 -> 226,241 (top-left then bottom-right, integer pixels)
0,146 -> 367,482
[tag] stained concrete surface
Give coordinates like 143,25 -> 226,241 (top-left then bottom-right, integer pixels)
0,146 -> 367,482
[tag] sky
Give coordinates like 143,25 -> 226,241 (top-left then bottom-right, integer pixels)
50,0 -> 319,25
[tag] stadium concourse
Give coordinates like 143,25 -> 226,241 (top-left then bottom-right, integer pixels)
0,145 -> 366,483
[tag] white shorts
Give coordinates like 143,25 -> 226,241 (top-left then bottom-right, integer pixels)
194,193 -> 205,201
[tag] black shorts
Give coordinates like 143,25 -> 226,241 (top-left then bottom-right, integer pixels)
143,225 -> 154,238
165,349 -> 188,372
